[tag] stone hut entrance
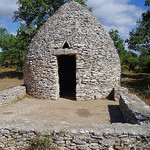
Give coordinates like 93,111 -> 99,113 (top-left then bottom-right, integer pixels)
23,1 -> 121,100
57,55 -> 76,100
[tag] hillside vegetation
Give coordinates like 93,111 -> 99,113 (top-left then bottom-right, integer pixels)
121,72 -> 150,106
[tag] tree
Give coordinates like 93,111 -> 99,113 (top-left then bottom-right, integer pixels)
126,0 -> 150,72
124,51 -> 139,72
139,49 -> 150,72
145,0 -> 150,6
0,25 -> 36,70
13,0 -> 89,30
109,29 -> 127,66
126,1 -> 150,54
0,52 -> 3,67
127,11 -> 150,54
2,0 -> 90,69
109,29 -> 127,71
0,28 -> 17,67
15,23 -> 37,69
10,0 -> 90,70
109,29 -> 139,72
109,29 -> 126,57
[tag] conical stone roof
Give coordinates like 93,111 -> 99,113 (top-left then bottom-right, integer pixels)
24,1 -> 121,100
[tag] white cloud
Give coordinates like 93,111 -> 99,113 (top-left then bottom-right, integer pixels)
11,32 -> 17,36
0,0 -> 18,17
87,0 -> 144,39
0,0 -> 145,40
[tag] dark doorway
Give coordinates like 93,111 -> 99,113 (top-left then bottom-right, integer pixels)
57,55 -> 76,100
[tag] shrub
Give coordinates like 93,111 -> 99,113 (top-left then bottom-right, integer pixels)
28,135 -> 58,150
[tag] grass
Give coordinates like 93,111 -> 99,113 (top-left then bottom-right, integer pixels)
0,67 -> 23,79
0,67 -> 23,91
28,134 -> 58,150
121,72 -> 150,106
0,67 -> 149,106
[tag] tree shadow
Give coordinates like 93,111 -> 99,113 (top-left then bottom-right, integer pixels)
108,105 -> 125,123
121,73 -> 148,80
0,71 -> 23,79
121,73 -> 150,103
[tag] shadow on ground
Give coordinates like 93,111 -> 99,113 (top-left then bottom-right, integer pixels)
121,73 -> 150,106
108,105 -> 125,123
0,71 -> 23,79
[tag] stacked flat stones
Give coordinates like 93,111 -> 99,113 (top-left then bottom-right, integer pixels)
0,86 -> 26,107
23,1 -> 121,100
0,121 -> 150,149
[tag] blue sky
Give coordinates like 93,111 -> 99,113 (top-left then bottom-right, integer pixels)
130,0 -> 146,8
0,0 -> 149,52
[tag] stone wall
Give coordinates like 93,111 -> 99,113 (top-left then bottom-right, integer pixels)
119,92 -> 150,125
0,86 -> 26,107
0,121 -> 149,150
0,86 -> 150,149
24,1 -> 121,100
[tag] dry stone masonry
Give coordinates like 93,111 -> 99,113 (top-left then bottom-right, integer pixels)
0,86 -> 26,107
0,120 -> 149,149
1,1 -> 149,148
120,92 -> 150,124
23,1 -> 121,100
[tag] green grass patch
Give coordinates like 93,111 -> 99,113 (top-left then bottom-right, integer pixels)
28,134 -> 58,150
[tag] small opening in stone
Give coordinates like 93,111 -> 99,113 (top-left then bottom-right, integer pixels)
57,55 -> 76,100
63,42 -> 70,49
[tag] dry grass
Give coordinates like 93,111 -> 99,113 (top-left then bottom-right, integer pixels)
0,67 -> 16,73
0,67 -> 23,91
121,72 -> 150,106
0,67 -> 149,106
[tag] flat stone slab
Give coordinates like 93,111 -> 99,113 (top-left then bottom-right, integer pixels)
0,98 -> 123,124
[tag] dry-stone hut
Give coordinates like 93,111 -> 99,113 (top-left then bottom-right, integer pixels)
23,0 -> 121,100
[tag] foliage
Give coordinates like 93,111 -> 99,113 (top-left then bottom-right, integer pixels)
28,135 -> 58,150
139,49 -> 150,72
126,0 -> 150,72
0,24 -> 36,70
126,10 -> 150,54
15,23 -> 37,70
123,51 -> 139,72
126,0 -> 150,53
121,73 -> 150,106
13,0 -> 64,30
109,29 -> 139,72
145,0 -> 150,6
1,0 -> 89,70
13,0 -> 89,30
109,29 -> 126,57
0,28 -> 17,67
0,52 -> 2,67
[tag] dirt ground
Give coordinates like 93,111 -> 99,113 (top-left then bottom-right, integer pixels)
0,67 -> 23,91
0,98 -> 124,124
0,78 -> 23,91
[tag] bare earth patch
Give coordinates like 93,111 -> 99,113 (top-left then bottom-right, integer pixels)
0,68 -> 23,91
0,98 -> 124,124
0,78 -> 23,91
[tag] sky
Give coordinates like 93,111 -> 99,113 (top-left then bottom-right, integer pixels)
0,0 -> 149,52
